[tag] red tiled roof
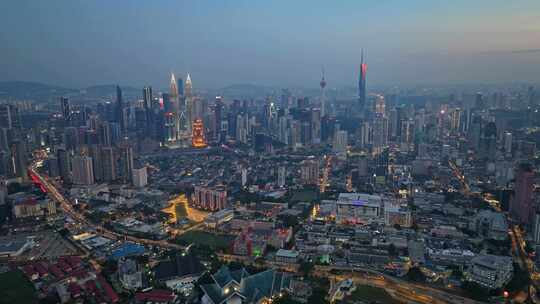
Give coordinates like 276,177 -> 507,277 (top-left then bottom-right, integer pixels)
135,289 -> 175,303
98,276 -> 119,303
49,264 -> 64,279
68,282 -> 82,297
33,262 -> 48,276
16,198 -> 39,206
21,265 -> 37,278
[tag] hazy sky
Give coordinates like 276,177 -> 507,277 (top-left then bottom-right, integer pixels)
1,0 -> 540,89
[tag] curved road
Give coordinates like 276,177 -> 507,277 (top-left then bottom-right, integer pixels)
29,163 -> 185,251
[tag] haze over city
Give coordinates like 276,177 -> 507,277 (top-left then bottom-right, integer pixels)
1,0 -> 540,88
3,2 -> 540,304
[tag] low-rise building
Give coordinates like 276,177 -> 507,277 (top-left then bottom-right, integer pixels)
466,254 -> 513,289
118,259 -> 143,290
275,249 -> 299,264
335,193 -> 383,224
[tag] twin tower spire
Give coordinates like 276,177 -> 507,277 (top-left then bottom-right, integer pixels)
169,72 -> 192,97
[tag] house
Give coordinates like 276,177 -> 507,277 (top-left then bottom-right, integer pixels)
200,266 -> 291,304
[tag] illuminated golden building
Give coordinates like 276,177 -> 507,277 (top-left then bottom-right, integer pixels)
191,119 -> 207,148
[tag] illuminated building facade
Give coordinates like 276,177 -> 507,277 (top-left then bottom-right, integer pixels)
192,186 -> 227,211
358,49 -> 367,113
191,119 -> 207,148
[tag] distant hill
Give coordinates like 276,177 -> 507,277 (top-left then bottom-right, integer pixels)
0,81 -> 142,102
81,84 -> 140,99
214,84 -> 276,99
0,81 -> 76,101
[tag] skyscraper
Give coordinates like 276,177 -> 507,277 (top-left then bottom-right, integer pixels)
510,163 -> 534,226
11,140 -> 28,181
0,104 -> 22,129
115,85 -> 125,132
300,159 -> 319,185
372,113 -> 388,154
192,119 -> 207,148
60,97 -> 70,121
184,73 -> 193,134
358,49 -> 367,113
119,145 -> 134,184
214,96 -> 223,141
143,86 -> 153,135
101,147 -> 116,182
311,108 -> 321,145
71,155 -> 95,185
320,69 -> 327,117
168,73 -> 183,140
57,147 -> 71,183
184,73 -> 192,98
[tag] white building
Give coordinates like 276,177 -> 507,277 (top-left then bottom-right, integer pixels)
335,193 -> 383,224
205,209 -> 234,229
132,167 -> 148,188
275,249 -> 299,264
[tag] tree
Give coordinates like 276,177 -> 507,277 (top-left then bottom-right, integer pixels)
462,281 -> 491,301
307,287 -> 329,304
406,267 -> 426,283
387,243 -> 397,257
299,260 -> 314,277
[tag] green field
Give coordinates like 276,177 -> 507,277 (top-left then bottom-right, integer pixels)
346,285 -> 402,304
175,202 -> 188,218
176,231 -> 234,251
0,270 -> 37,304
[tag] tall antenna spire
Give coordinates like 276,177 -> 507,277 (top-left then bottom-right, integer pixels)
320,66 -> 326,89
361,48 -> 364,64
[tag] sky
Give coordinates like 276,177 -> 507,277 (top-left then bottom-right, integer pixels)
1,0 -> 540,89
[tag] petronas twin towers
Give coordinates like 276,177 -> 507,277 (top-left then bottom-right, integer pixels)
167,72 -> 194,142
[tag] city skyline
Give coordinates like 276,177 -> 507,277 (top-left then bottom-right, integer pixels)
1,1 -> 540,88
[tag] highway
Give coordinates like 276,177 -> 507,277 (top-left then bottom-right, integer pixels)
448,160 -> 471,196
314,265 -> 481,304
510,224 -> 539,303
218,253 -> 482,304
320,155 -> 332,193
28,163 -> 185,251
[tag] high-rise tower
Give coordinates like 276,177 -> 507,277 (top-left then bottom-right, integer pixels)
60,97 -> 70,121
115,85 -> 125,132
192,119 -> 207,148
510,163 -> 534,226
143,87 -> 153,135
320,69 -> 327,117
184,73 -> 192,98
184,73 -> 193,133
358,49 -> 367,113
168,73 -> 181,140
169,73 -> 178,98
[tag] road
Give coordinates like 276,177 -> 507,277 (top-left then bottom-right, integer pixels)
320,155 -> 332,193
448,160 -> 471,196
314,265 -> 481,304
510,224 -> 539,303
28,163 -> 185,251
217,253 -> 481,304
